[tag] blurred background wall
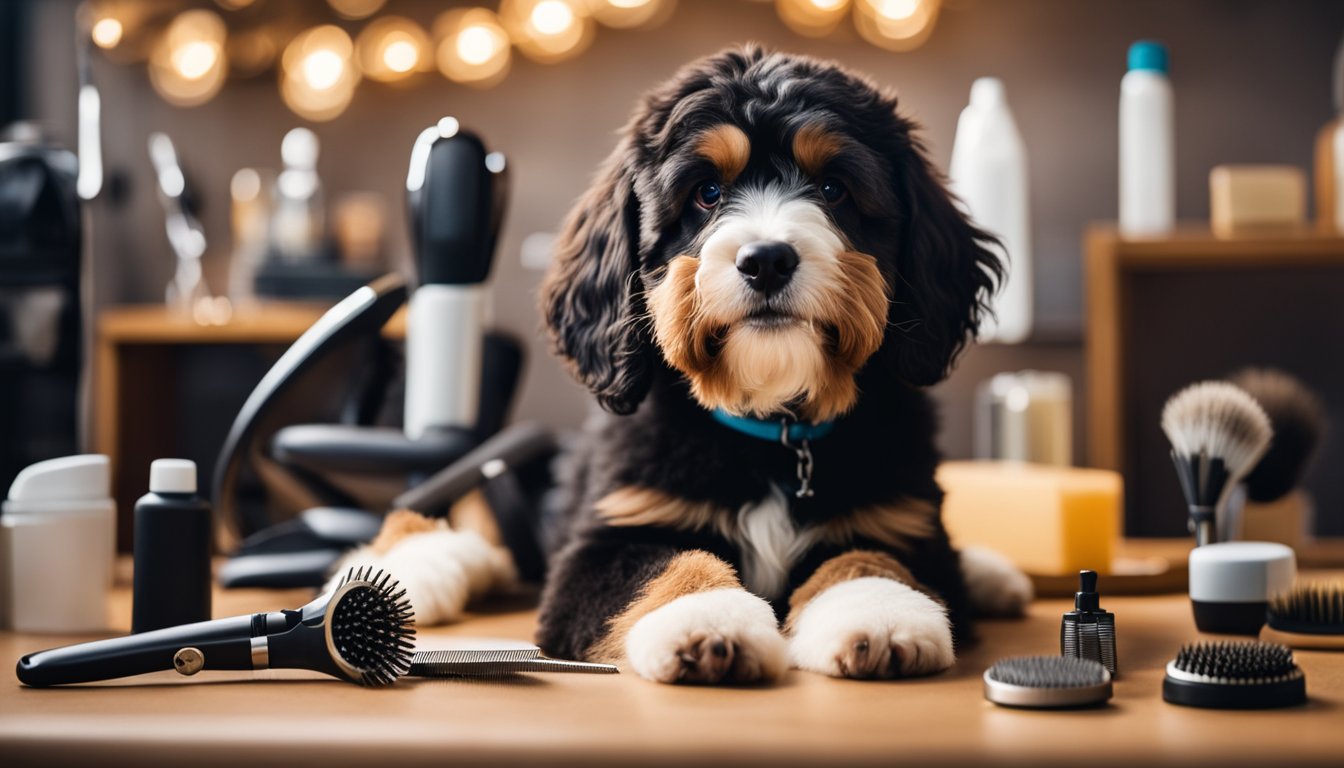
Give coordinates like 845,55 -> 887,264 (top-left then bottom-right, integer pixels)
13,0 -> 1344,529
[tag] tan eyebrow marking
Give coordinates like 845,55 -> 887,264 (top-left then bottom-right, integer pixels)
793,123 -> 843,177
694,124 -> 751,183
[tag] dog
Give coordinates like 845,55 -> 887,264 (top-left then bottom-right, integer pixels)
529,45 -> 1033,685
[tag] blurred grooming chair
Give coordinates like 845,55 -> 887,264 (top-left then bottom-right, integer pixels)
215,119 -> 551,587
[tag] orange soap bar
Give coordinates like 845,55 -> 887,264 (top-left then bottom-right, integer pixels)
936,461 -> 1123,575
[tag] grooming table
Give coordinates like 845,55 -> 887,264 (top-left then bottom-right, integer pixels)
3,554 -> 1343,767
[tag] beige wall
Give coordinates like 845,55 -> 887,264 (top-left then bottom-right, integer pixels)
23,0 -> 1344,460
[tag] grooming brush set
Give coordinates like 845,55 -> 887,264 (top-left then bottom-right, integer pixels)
1162,641 -> 1307,709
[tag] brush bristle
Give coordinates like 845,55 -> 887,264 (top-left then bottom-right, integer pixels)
986,656 -> 1108,688
331,567 -> 416,686
1172,641 -> 1296,681
1269,583 -> 1344,628
1229,368 -> 1327,502
1161,381 -> 1272,478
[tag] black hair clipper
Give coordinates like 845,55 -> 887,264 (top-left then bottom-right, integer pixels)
1061,570 -> 1117,676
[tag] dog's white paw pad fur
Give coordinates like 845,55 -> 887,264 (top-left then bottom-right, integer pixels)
625,588 -> 788,685
789,577 -> 954,679
960,545 -> 1034,617
326,528 -> 515,626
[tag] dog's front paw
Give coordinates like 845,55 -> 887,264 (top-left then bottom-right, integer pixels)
625,588 -> 788,685
960,545 -> 1033,617
789,577 -> 953,679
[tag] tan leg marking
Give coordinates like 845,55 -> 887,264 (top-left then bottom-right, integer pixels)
589,550 -> 742,661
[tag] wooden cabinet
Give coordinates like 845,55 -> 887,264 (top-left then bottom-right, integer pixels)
1085,226 -> 1344,536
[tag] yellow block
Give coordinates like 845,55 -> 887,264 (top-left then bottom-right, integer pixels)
937,461 -> 1123,575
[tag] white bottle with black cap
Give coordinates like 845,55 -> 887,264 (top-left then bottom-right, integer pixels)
131,459 -> 213,633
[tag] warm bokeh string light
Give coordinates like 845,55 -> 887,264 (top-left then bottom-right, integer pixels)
280,25 -> 360,121
91,16 -> 124,49
776,0 -> 850,38
501,0 -> 594,64
433,8 -> 512,88
586,0 -> 675,30
125,0 -> 944,118
356,16 -> 431,82
148,10 -> 229,106
326,0 -> 387,21
854,0 -> 941,51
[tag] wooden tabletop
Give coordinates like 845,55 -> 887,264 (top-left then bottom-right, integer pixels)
97,302 -> 407,344
3,562 -> 1343,767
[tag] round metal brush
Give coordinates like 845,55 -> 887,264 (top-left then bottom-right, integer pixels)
983,656 -> 1113,708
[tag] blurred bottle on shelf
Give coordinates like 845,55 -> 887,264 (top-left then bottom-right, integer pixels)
270,127 -> 326,263
949,77 -> 1032,344
228,167 -> 274,310
1314,32 -> 1344,233
1119,41 -> 1175,237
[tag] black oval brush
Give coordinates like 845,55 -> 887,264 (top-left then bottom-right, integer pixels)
1261,583 -> 1344,650
1162,641 -> 1306,709
17,567 -> 414,687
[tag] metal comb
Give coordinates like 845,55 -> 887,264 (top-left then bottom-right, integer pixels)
408,647 -> 618,677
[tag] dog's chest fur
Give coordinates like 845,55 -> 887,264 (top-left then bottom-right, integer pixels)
731,485 -> 821,601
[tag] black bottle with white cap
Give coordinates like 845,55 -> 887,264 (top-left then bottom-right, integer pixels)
131,459 -> 213,633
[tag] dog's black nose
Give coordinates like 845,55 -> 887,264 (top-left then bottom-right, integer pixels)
736,241 -> 799,294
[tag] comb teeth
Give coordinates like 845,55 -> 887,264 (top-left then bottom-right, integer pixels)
415,649 -> 541,664
1268,583 -> 1344,629
1171,641 -> 1296,682
986,656 -> 1109,688
331,567 -> 416,687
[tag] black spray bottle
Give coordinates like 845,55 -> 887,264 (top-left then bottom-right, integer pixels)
1061,570 -> 1117,676
131,459 -> 213,633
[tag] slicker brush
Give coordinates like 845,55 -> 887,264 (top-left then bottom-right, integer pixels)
983,656 -> 1113,709
1161,381 -> 1272,546
1162,641 -> 1306,709
18,567 -> 415,687
1261,583 -> 1344,650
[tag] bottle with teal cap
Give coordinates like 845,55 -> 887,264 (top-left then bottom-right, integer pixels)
1120,40 -> 1175,236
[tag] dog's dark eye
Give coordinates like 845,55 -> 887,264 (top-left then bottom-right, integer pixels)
819,179 -> 847,206
694,181 -> 722,210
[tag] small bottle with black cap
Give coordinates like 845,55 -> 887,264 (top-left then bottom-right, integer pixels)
131,459 -> 213,633
1061,569 -> 1117,676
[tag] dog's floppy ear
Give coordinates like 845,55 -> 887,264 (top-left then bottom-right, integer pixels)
882,134 -> 1003,387
540,140 -> 653,415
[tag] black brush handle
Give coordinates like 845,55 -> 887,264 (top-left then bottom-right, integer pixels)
16,614 -> 258,687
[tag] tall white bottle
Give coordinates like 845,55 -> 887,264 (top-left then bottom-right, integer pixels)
949,77 -> 1032,344
1119,41 -> 1175,236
